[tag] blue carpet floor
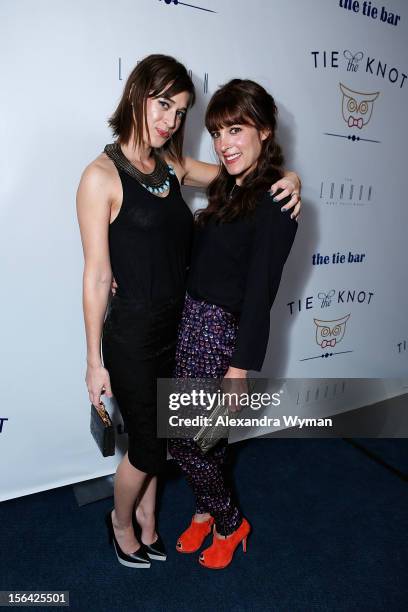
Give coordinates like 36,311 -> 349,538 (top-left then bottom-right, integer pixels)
1,439 -> 407,612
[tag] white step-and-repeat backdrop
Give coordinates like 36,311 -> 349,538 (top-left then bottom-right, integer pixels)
1,0 -> 407,501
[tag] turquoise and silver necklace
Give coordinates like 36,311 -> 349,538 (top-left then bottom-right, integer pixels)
104,142 -> 175,195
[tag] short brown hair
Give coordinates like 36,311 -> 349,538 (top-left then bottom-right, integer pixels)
108,54 -> 195,162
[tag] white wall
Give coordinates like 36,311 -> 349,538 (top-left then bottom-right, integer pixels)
1,0 -> 407,500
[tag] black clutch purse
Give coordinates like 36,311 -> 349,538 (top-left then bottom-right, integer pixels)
90,401 -> 115,457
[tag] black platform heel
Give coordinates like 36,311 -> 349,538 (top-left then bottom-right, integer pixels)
132,513 -> 167,561
143,533 -> 167,562
105,511 -> 151,569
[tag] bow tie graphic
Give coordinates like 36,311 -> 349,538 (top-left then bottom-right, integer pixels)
348,116 -> 363,129
321,339 -> 336,348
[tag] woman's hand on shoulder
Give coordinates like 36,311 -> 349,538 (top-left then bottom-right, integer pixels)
270,171 -> 302,220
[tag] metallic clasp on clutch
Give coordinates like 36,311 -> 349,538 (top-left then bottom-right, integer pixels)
95,401 -> 112,426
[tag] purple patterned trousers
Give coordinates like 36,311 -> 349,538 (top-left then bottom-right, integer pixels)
168,293 -> 242,536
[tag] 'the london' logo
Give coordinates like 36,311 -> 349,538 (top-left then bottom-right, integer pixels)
320,178 -> 373,207
118,58 -> 210,94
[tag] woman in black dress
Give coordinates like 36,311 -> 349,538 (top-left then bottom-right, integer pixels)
77,55 -> 301,569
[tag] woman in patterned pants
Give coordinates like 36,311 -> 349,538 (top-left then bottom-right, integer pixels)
168,79 -> 298,569
168,296 -> 242,542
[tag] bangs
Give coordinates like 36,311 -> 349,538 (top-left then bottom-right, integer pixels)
205,96 -> 250,133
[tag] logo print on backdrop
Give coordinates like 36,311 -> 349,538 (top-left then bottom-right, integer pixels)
158,0 -> 217,13
300,315 -> 352,362
118,59 -> 209,94
320,179 -> 373,207
310,49 -> 407,144
324,82 -> 380,144
343,50 -> 364,73
318,290 -> 335,308
311,50 -> 406,89
188,69 -> 209,94
287,289 -> 374,315
397,340 -> 407,354
0,417 -> 8,433
338,2 -> 401,28
314,314 -> 350,349
287,289 -> 374,362
340,83 -> 379,129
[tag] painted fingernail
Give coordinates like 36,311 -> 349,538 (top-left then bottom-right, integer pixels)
281,207 -> 288,212
273,197 -> 279,202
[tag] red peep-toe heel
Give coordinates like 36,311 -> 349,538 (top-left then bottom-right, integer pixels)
176,516 -> 214,553
199,517 -> 250,570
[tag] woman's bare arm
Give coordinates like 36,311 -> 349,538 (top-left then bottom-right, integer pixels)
174,157 -> 302,219
76,161 -> 114,405
181,157 -> 219,187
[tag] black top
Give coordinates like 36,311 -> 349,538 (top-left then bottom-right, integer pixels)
187,193 -> 297,371
108,164 -> 194,302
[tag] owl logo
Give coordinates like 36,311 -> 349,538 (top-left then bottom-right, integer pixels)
340,83 -> 379,129
314,314 -> 350,349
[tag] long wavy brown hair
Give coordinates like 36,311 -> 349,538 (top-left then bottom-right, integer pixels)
196,79 -> 284,225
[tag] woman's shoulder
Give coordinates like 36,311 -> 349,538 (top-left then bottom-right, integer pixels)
257,188 -> 291,207
77,151 -> 121,205
79,151 -> 120,195
81,151 -> 117,183
254,191 -> 297,227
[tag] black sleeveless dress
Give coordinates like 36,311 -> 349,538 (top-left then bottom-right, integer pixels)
102,156 -> 193,474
